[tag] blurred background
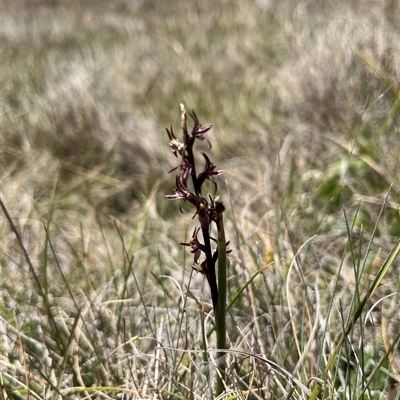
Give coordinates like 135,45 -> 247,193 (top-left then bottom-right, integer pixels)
1,0 -> 400,396
2,0 -> 399,266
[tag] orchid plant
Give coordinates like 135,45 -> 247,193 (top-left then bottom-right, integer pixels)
165,104 -> 230,395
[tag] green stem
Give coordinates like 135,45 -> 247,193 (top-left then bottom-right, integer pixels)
215,200 -> 227,397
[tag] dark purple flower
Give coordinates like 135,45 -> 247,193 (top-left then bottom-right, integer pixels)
165,175 -> 197,210
166,127 -> 185,158
188,110 -> 213,149
180,227 -> 206,264
197,152 -> 225,190
168,161 -> 192,187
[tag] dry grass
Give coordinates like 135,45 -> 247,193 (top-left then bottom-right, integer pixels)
1,0 -> 400,399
